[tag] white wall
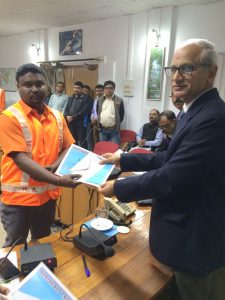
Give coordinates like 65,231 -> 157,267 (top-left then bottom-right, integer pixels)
175,2 -> 225,51
0,30 -> 46,107
48,16 -> 130,128
0,1 -> 225,129
48,17 -> 129,80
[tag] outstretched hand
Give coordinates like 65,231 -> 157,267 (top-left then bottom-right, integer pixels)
98,181 -> 115,197
99,152 -> 121,168
58,174 -> 82,188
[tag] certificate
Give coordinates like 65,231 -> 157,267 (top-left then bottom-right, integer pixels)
55,144 -> 115,187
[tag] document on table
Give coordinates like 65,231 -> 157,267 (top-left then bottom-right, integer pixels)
55,144 -> 115,187
9,262 -> 77,300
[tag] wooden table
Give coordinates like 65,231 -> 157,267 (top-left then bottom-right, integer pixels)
0,166 -> 173,299
1,205 -> 173,299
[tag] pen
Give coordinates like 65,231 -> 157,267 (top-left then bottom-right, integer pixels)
82,255 -> 90,277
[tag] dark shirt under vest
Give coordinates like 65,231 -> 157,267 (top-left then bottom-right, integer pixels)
142,122 -> 159,141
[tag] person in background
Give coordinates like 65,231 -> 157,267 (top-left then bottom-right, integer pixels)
91,84 -> 104,145
0,64 -> 80,247
171,94 -> 184,119
83,84 -> 94,150
0,88 -> 6,112
97,80 -> 124,145
48,81 -> 68,114
157,110 -> 176,152
136,109 -> 164,150
99,39 -> 225,300
83,84 -> 91,96
64,81 -> 89,148
44,86 -> 52,105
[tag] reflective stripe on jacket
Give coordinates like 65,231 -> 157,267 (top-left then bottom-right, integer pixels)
1,104 -> 63,206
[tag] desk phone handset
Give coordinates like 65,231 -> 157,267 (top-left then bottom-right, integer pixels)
104,197 -> 135,222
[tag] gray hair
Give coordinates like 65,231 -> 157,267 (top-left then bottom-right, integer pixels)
180,38 -> 217,65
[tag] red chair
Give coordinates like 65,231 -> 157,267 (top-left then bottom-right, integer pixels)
129,148 -> 153,154
93,141 -> 120,156
120,130 -> 136,143
120,129 -> 136,151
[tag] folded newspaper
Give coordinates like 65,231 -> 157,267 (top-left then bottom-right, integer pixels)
9,262 -> 77,300
55,144 -> 115,187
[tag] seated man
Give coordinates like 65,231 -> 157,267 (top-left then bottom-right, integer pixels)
157,110 -> 177,152
171,94 -> 184,119
136,109 -> 163,150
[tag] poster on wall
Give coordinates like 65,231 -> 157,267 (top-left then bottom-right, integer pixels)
0,68 -> 16,91
59,29 -> 82,56
146,47 -> 164,101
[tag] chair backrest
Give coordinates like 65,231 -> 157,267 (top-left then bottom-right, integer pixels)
120,130 -> 136,143
120,130 -> 137,151
129,148 -> 153,154
93,141 -> 120,156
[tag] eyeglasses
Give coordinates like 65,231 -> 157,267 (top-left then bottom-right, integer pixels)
164,64 -> 210,78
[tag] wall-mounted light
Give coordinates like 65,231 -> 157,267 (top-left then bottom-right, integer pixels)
32,43 -> 41,56
152,29 -> 160,47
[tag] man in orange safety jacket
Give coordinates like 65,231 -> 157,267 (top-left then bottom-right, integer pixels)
0,63 -> 80,247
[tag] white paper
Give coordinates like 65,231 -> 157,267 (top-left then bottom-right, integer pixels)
55,144 -> 115,187
9,262 -> 77,300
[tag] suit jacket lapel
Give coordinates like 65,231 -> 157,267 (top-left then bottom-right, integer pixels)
171,88 -> 218,143
163,88 -> 219,165
172,106 -> 199,141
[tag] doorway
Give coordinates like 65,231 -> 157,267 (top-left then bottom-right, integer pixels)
64,64 -> 98,97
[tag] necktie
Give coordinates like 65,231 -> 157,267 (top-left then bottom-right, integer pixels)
178,110 -> 185,120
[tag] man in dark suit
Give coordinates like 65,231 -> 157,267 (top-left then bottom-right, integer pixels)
99,39 -> 225,300
64,81 -> 89,148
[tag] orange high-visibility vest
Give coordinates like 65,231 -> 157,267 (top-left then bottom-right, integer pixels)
0,89 -> 5,112
1,103 -> 63,206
